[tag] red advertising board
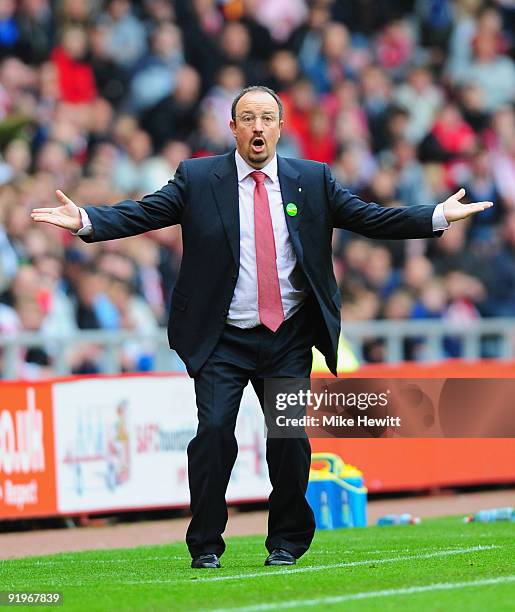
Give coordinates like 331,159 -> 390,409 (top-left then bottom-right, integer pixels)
0,382 -> 57,518
312,360 -> 515,491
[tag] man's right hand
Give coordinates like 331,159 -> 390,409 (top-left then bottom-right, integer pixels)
30,190 -> 82,232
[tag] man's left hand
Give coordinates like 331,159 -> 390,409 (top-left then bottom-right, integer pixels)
443,188 -> 493,222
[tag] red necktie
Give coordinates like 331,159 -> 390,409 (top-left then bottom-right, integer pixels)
251,171 -> 284,332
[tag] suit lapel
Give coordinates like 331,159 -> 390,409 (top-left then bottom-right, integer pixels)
277,156 -> 304,263
210,151 -> 240,267
209,152 -> 305,268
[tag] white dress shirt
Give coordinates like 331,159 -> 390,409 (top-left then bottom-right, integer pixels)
228,150 -> 307,328
75,153 -> 450,327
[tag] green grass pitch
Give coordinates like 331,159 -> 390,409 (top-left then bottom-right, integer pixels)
1,517 -> 513,611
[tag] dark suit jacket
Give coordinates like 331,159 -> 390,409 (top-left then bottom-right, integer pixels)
83,150 -> 440,376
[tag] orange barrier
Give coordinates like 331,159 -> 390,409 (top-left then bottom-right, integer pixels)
310,438 -> 514,492
0,382 -> 58,517
344,360 -> 515,378
312,361 -> 515,492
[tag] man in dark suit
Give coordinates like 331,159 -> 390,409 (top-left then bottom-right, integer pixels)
31,86 -> 492,569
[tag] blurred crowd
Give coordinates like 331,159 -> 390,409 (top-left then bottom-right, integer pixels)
0,0 -> 514,376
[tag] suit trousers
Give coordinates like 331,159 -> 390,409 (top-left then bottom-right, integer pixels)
186,300 -> 317,559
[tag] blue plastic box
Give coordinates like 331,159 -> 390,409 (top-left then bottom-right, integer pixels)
306,453 -> 367,529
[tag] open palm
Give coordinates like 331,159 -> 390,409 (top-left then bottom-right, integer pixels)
31,190 -> 82,232
443,188 -> 493,222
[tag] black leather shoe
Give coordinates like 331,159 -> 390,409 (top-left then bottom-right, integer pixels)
191,554 -> 221,569
264,549 -> 296,566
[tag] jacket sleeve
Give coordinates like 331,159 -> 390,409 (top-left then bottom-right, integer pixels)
324,163 -> 441,239
81,161 -> 188,242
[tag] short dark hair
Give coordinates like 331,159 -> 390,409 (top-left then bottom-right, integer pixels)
231,85 -> 284,121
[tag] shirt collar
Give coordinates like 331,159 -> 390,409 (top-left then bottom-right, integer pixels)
235,149 -> 278,184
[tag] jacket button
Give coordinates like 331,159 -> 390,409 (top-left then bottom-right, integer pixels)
231,274 -> 237,281
222,309 -> 229,317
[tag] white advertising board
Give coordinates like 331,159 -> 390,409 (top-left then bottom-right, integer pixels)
52,375 -> 270,513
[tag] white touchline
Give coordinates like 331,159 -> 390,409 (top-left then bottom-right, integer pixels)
186,545 -> 498,585
19,547 -> 437,566
29,556 -> 190,564
211,575 -> 515,612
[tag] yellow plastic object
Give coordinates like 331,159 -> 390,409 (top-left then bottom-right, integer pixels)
308,466 -> 367,494
310,451 -> 345,475
312,334 -> 360,374
341,464 -> 364,478
310,452 -> 366,494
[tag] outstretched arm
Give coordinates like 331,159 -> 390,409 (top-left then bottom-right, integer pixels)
325,165 -> 493,239
31,161 -> 188,241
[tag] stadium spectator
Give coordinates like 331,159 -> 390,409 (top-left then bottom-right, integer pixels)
301,22 -> 356,94
488,107 -> 515,210
250,0 -> 307,44
0,0 -> 19,57
300,106 -> 337,163
176,0 -> 224,91
392,138 -> 434,207
219,20 -> 265,85
129,21 -> 184,113
332,143 -> 377,194
88,24 -> 128,108
15,0 -> 54,65
465,32 -> 515,111
201,65 -> 245,146
375,19 -> 415,78
113,128 -> 153,195
266,50 -> 299,94
480,212 -> 515,317
141,0 -> 175,33
50,26 -> 97,104
97,0 -> 147,69
141,64 -> 201,152
394,66 -> 444,144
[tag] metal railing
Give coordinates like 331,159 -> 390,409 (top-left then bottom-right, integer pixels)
1,319 -> 515,380
341,318 -> 515,363
0,329 -> 183,380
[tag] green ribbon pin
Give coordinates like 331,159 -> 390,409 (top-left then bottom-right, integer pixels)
286,202 -> 298,217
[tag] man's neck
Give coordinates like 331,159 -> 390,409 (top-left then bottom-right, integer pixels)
235,150 -> 277,181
